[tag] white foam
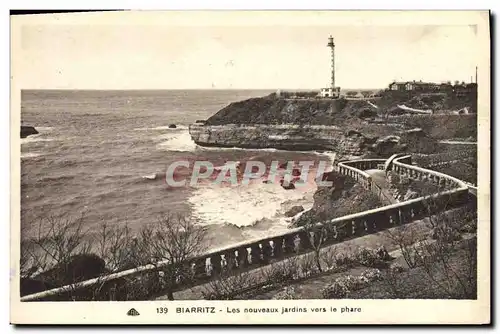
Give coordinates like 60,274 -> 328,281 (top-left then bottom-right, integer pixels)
156,130 -> 198,152
21,135 -> 56,144
135,125 -> 188,131
188,179 -> 317,229
35,126 -> 54,131
21,152 -> 42,159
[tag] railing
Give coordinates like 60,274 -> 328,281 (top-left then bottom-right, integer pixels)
392,155 -> 467,190
20,155 -> 474,302
338,159 -> 392,203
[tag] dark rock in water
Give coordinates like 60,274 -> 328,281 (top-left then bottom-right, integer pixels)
168,124 -> 177,129
20,278 -> 57,296
285,205 -> 304,217
21,125 -> 38,138
280,180 -> 295,190
195,119 -> 206,124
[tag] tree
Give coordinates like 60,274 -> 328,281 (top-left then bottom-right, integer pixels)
19,214 -> 105,299
300,217 -> 332,273
136,214 -> 207,300
383,191 -> 477,299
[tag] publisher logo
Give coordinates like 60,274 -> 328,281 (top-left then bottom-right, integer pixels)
127,308 -> 140,316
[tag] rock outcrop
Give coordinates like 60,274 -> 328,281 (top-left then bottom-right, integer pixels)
285,206 -> 304,217
189,94 -> 447,157
190,123 -> 376,158
292,171 -> 382,227
21,125 -> 38,138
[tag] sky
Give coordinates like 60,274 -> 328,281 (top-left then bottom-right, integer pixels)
13,13 -> 481,90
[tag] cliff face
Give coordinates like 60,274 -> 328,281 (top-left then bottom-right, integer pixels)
190,93 -> 472,156
189,124 -> 372,158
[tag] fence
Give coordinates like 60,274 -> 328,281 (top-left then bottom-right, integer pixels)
20,155 -> 473,301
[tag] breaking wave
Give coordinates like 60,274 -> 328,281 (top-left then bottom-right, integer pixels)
188,178 -> 316,229
156,130 -> 198,152
21,152 -> 43,159
21,135 -> 56,144
134,125 -> 189,131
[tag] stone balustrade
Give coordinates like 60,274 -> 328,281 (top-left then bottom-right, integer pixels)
338,159 -> 388,200
392,155 -> 467,189
20,155 -> 473,302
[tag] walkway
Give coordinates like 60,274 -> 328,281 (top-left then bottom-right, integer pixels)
365,169 -> 399,205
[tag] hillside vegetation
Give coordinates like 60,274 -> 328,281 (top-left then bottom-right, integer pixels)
204,91 -> 477,140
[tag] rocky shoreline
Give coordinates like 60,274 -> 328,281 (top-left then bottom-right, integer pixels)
188,92 -> 476,229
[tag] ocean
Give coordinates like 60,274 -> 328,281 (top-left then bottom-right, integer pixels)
20,90 -> 335,250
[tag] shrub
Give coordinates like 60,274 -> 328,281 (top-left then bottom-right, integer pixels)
354,247 -> 390,268
260,258 -> 300,284
272,286 -> 298,300
321,277 -> 352,298
335,252 -> 356,268
428,225 -> 462,243
360,268 -> 383,282
201,272 -> 253,300
389,263 -> 405,273
375,245 -> 393,261
321,269 -> 386,299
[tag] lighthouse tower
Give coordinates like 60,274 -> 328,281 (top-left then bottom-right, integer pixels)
320,35 -> 341,98
327,35 -> 336,89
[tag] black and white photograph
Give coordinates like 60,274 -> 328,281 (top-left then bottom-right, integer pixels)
9,10 -> 490,325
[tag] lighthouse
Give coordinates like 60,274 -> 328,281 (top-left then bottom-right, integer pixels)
320,35 -> 341,98
327,35 -> 335,89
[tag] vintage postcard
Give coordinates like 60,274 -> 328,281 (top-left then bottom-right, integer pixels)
10,10 -> 490,325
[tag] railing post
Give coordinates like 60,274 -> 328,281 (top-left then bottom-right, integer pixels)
283,234 -> 296,254
250,243 -> 262,265
210,254 -> 222,276
224,250 -> 237,271
272,237 -> 283,259
298,231 -> 312,251
237,247 -> 249,268
194,258 -> 208,280
352,219 -> 365,237
261,241 -> 272,264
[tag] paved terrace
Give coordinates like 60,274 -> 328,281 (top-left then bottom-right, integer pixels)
365,169 -> 398,205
